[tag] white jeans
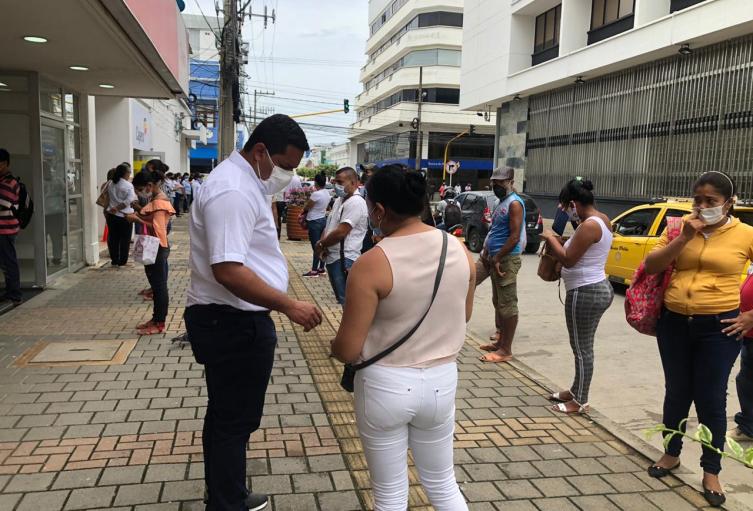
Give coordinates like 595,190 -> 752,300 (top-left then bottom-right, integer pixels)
354,362 -> 468,511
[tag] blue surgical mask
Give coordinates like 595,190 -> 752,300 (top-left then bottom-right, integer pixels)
334,184 -> 346,198
368,207 -> 384,237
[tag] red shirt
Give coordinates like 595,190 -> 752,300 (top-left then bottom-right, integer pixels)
0,173 -> 20,235
741,274 -> 753,339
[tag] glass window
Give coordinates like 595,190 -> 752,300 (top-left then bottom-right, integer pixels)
592,0 -> 633,29
614,209 -> 658,236
534,5 -> 561,53
657,208 -> 686,234
437,49 -> 461,66
63,94 -> 79,124
40,80 -> 63,118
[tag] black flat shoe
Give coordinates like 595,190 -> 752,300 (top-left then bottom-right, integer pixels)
703,486 -> 726,508
647,460 -> 680,478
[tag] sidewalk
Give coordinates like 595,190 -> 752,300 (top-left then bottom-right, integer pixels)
0,217 -> 723,510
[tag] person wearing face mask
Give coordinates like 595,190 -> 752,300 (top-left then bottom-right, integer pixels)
540,179 -> 614,415
315,166 -> 368,306
478,167 -> 526,363
331,165 -> 475,511
125,169 -> 175,334
106,163 -> 137,267
643,171 -> 753,508
185,114 -> 323,511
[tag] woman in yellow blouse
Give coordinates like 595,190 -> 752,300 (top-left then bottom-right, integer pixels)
644,171 -> 753,507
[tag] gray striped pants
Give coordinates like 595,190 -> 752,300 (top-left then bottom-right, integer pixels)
565,280 -> 614,404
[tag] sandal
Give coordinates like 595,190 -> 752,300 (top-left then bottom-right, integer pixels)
479,352 -> 513,363
136,320 -> 152,330
137,321 -> 165,335
702,485 -> 726,508
548,391 -> 573,403
552,400 -> 589,414
137,288 -> 151,296
479,343 -> 499,352
489,331 -> 501,341
143,292 -> 154,301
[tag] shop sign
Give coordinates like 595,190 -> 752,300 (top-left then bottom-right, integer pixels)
132,101 -> 153,151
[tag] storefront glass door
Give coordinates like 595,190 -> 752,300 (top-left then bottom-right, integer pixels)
41,123 -> 68,276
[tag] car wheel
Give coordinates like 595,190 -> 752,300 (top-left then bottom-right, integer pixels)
467,229 -> 483,253
525,241 -> 540,254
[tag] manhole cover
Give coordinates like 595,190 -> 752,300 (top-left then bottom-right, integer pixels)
15,340 -> 137,367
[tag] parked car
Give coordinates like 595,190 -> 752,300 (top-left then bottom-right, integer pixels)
454,191 -> 543,254
605,198 -> 753,285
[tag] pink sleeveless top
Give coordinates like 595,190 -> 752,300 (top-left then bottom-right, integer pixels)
359,229 -> 471,368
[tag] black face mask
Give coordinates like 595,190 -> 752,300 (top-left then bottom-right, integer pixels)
492,185 -> 507,200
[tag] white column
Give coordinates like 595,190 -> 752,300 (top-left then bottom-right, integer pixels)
560,0 -> 591,55
80,95 -> 100,266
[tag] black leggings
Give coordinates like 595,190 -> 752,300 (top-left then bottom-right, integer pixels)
145,246 -> 170,323
106,214 -> 132,266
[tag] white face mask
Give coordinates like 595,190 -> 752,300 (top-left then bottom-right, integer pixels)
257,149 -> 293,195
698,204 -> 726,225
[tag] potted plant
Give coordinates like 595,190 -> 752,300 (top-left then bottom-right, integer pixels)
286,187 -> 312,241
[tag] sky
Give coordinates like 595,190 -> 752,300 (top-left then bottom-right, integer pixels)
184,0 -> 369,146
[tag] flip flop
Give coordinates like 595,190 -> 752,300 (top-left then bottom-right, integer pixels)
489,332 -> 501,341
479,352 -> 513,363
551,401 -> 589,414
548,391 -> 573,403
479,343 -> 499,352
137,322 -> 165,335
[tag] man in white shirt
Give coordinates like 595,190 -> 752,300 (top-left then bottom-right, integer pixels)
272,169 -> 301,239
185,114 -> 322,511
315,166 -> 368,306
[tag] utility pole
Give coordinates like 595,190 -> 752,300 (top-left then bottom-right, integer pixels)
218,0 -> 238,161
253,89 -> 275,129
414,66 -> 424,172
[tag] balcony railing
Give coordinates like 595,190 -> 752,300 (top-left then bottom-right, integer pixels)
587,15 -> 635,45
670,0 -> 706,12
532,45 -> 559,66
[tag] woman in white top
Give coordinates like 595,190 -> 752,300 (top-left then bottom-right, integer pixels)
540,179 -> 614,414
302,172 -> 332,277
332,165 -> 475,511
106,163 -> 137,267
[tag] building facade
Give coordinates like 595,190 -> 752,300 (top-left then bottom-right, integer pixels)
352,0 -> 497,189
461,0 -> 753,213
327,142 -> 353,168
0,0 -> 189,289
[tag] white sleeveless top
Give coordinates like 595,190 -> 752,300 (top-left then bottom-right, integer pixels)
561,216 -> 612,292
359,229 -> 470,368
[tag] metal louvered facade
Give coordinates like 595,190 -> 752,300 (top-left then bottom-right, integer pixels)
525,35 -> 753,201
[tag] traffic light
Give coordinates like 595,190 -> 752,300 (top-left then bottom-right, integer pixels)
469,124 -> 476,135
343,99 -> 350,114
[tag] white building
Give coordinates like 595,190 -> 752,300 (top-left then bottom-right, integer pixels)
460,0 -> 753,213
351,0 -> 497,189
326,142 -> 352,168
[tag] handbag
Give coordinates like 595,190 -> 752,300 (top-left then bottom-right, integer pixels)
625,217 -> 683,336
537,243 -> 562,282
133,233 -> 161,265
96,183 -> 110,208
340,231 -> 448,392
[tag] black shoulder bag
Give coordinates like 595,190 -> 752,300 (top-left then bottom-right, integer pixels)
338,196 -> 351,281
340,231 -> 448,392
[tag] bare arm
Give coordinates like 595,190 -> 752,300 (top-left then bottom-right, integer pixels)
320,223 -> 353,247
494,201 -> 523,260
464,246 -> 476,322
331,249 -> 389,363
543,221 -> 601,269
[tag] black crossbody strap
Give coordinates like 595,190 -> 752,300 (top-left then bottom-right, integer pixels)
338,196 -> 351,278
352,231 -> 448,370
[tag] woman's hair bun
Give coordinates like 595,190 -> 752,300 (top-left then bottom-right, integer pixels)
580,179 -> 594,192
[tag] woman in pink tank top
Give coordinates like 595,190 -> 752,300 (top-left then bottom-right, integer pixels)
331,165 -> 475,511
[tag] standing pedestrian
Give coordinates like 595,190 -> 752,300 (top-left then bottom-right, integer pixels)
191,173 -> 202,200
172,174 -> 184,217
454,183 -> 461,195
302,172 -> 330,277
540,179 -> 614,414
106,163 -> 137,267
182,173 -> 192,211
315,166 -> 368,306
126,168 -> 175,334
644,171 -> 753,507
722,270 -> 753,443
331,165 -> 475,511
464,183 -> 471,192
185,114 -> 322,511
478,167 -> 525,363
0,148 -> 22,307
359,163 -> 377,253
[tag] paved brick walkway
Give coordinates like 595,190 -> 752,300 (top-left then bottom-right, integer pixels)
0,218 -> 719,510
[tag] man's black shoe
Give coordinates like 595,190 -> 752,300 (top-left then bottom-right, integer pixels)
203,487 -> 268,510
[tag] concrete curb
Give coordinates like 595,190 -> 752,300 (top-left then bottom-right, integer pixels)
466,327 -> 752,511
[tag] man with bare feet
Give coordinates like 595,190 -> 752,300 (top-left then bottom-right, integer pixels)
477,167 -> 525,363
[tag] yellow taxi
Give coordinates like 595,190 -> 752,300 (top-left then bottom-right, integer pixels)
606,198 -> 753,285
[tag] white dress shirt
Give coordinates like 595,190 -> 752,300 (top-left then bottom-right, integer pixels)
187,151 -> 288,311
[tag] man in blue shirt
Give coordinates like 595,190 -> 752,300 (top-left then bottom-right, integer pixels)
479,166 -> 526,363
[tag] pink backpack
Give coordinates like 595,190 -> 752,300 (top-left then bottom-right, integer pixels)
625,217 -> 683,336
